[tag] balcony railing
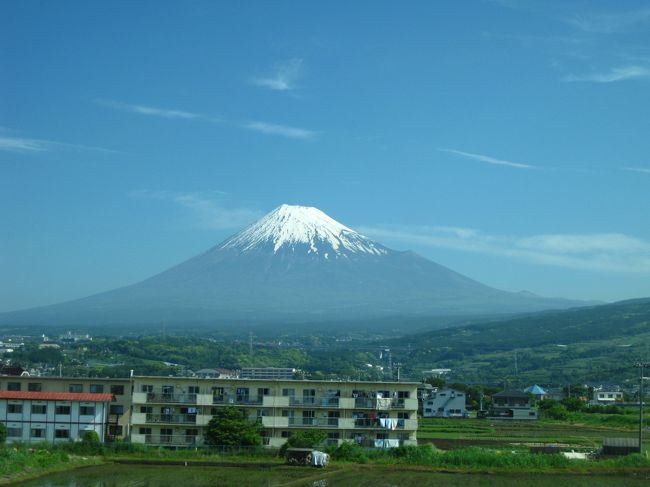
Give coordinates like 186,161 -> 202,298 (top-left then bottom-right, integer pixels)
212,395 -> 264,405
353,398 -> 405,409
146,413 -> 197,424
287,396 -> 340,407
146,393 -> 197,404
353,418 -> 405,429
287,417 -> 339,428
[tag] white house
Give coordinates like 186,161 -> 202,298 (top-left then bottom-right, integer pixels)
0,391 -> 113,443
422,388 -> 468,418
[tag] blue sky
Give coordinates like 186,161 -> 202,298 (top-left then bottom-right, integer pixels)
2,0 -> 650,312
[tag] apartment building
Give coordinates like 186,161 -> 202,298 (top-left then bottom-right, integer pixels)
0,391 -> 112,443
0,375 -> 419,448
422,388 -> 468,418
129,376 -> 419,448
0,376 -> 132,440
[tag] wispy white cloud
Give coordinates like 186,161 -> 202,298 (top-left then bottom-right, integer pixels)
563,65 -> 650,83
359,225 -> 650,274
96,99 -> 203,120
567,8 -> 650,34
438,148 -> 534,169
0,135 -> 119,154
130,190 -> 261,230
252,58 -> 303,91
98,98 -> 316,140
623,166 -> 650,175
244,121 -> 316,139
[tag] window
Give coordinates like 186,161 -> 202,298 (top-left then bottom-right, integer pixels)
8,404 -> 23,414
281,431 -> 292,438
28,383 -> 42,392
90,384 -> 104,393
7,382 -> 20,391
69,384 -> 83,393
108,425 -> 123,436
7,427 -> 22,437
236,387 -> 249,401
55,429 -> 70,439
30,428 -> 45,438
139,427 -> 152,435
162,385 -> 174,394
141,384 -> 153,393
258,387 -> 270,396
140,406 -> 153,414
56,405 -> 71,415
110,385 -> 125,395
397,391 -> 410,399
282,388 -> 295,396
80,406 -> 96,415
397,412 -> 410,419
110,405 -> 124,415
188,386 -> 200,394
302,389 -> 316,404
31,404 -> 47,414
302,410 -> 315,425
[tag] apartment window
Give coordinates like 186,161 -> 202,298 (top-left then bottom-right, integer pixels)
55,405 -> 71,415
7,382 -> 20,391
31,404 -> 47,414
110,405 -> 124,415
110,385 -> 125,395
139,427 -> 152,435
282,388 -> 295,396
186,428 -> 199,436
89,384 -> 104,393
302,389 -> 316,404
281,409 -> 295,417
397,412 -> 410,419
108,425 -> 123,436
80,406 -> 96,416
8,404 -> 23,414
236,387 -> 249,402
160,428 -> 172,443
28,383 -> 42,392
162,385 -> 174,394
281,431 -> 292,438
397,391 -> 410,399
69,384 -> 83,393
7,427 -> 22,437
141,384 -> 154,393
55,429 -> 70,439
327,432 -> 340,441
188,386 -> 200,394
258,387 -> 270,396
30,428 -> 45,438
140,406 -> 153,414
256,409 -> 269,418
302,410 -> 315,425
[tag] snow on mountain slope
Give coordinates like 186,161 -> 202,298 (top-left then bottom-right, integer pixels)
220,204 -> 387,257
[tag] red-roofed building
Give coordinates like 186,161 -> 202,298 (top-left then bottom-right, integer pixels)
1,390 -> 114,443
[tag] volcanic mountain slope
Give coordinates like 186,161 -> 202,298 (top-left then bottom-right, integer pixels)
1,204 -> 588,326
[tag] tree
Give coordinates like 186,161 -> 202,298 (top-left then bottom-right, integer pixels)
205,406 -> 262,447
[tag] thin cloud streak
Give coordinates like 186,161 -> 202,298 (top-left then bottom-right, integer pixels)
623,167 -> 650,175
438,148 -> 534,169
96,99 -> 203,120
566,8 -> 650,34
130,190 -> 261,230
563,65 -> 650,83
252,58 -> 303,91
244,121 -> 316,139
359,225 -> 650,274
98,99 -> 316,140
0,135 -> 120,154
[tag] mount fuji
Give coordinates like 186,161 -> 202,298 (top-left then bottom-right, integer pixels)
1,204 -> 588,327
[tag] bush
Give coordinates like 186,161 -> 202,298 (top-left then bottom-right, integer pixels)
82,430 -> 100,443
329,442 -> 368,463
544,404 -> 569,421
0,423 -> 5,445
279,430 -> 327,456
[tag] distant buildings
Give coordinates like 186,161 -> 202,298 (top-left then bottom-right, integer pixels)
240,367 -> 296,380
422,388 -> 468,418
487,390 -> 537,420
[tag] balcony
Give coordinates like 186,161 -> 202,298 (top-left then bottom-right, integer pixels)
288,396 -> 340,407
148,434 -> 202,446
146,393 -> 197,404
212,395 -> 263,406
353,418 -> 407,429
287,417 -> 340,428
145,413 -> 197,424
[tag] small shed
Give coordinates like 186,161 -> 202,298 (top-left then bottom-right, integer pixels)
602,437 -> 639,456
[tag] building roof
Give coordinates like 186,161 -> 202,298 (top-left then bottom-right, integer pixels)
492,390 -> 530,398
0,391 -> 114,402
524,384 -> 547,395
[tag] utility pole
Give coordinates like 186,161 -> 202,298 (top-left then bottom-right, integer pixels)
633,362 -> 650,454
395,363 -> 402,382
249,332 -> 253,355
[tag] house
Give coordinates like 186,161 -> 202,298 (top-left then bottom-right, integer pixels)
422,388 -> 468,418
590,389 -> 624,406
0,391 -> 113,443
487,390 -> 537,420
524,384 -> 547,401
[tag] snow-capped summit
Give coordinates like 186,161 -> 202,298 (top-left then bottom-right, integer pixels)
220,204 -> 387,257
